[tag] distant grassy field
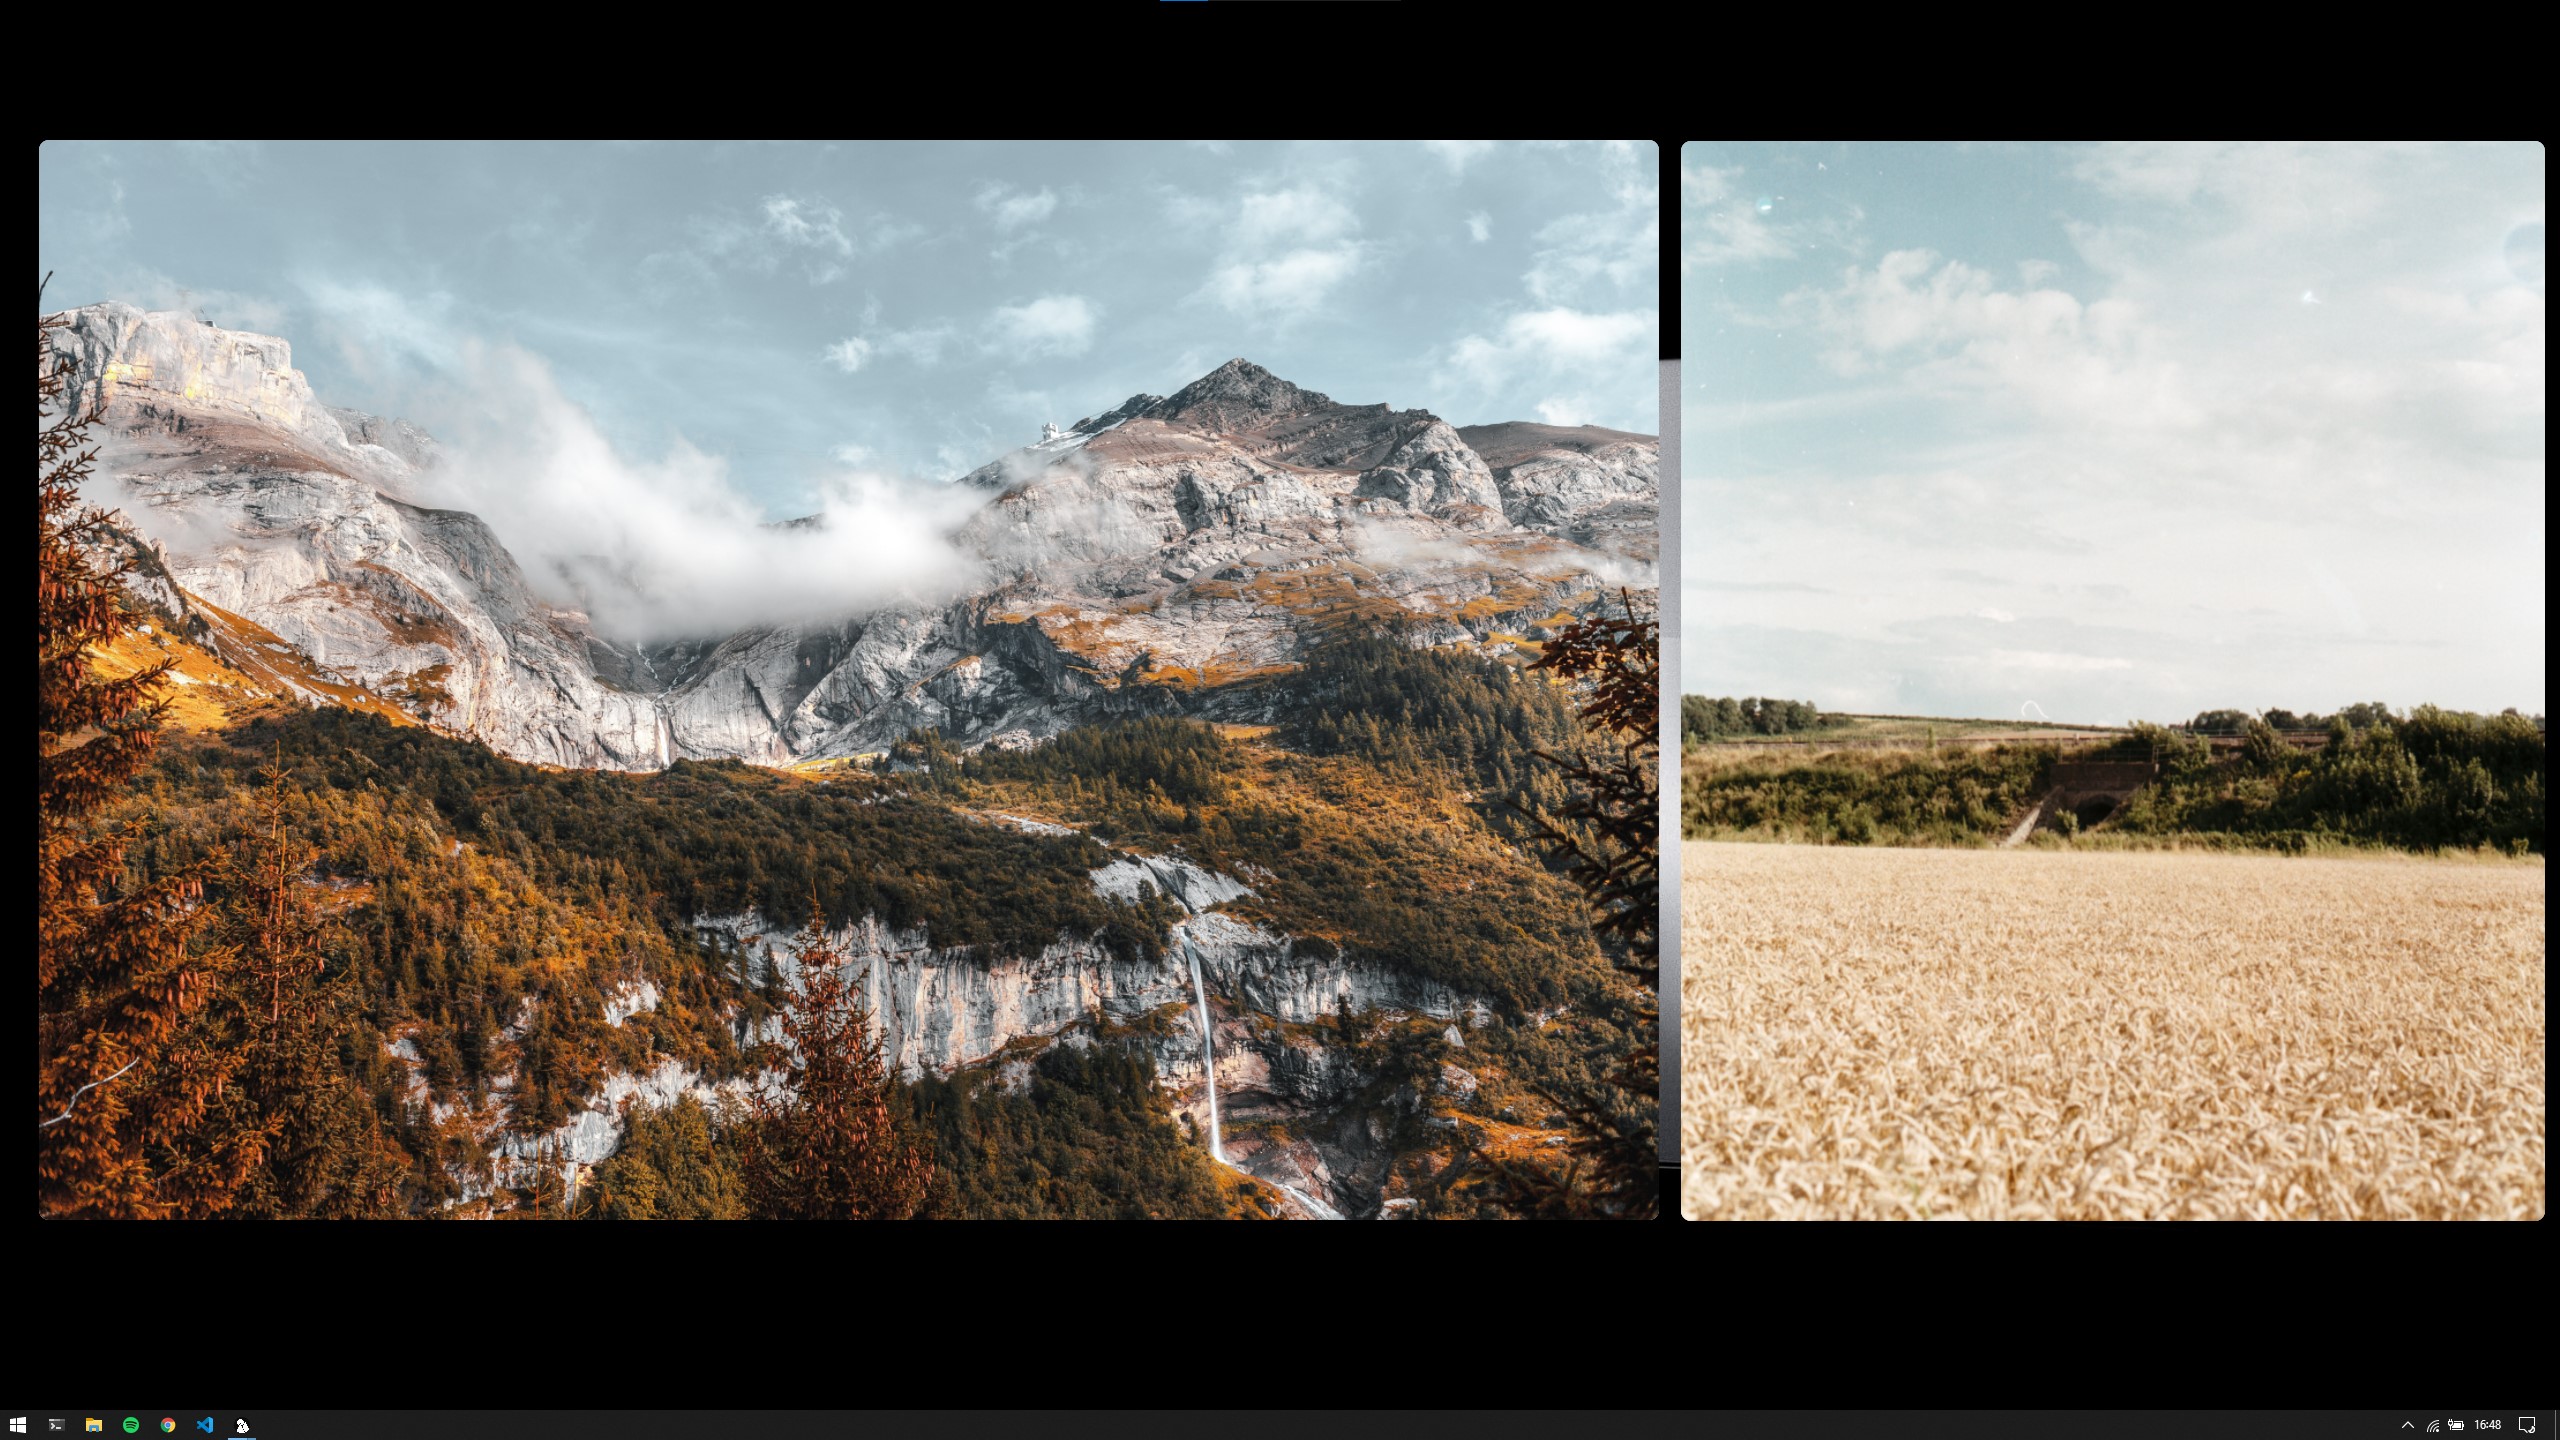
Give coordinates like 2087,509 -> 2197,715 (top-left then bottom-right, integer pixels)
1680,842 -> 2546,1220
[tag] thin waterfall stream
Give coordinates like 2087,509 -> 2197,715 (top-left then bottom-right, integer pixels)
1179,927 -> 1343,1220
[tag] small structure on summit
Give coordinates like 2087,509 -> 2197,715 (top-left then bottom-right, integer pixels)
1041,421 -> 1063,442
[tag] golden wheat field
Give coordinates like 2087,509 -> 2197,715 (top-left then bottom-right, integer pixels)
1681,843 -> 2545,1220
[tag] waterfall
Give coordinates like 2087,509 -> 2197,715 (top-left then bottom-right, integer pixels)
1182,929 -> 1343,1221
1185,938 -> 1224,1160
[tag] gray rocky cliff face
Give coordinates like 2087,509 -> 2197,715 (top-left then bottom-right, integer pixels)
53,304 -> 1657,771
689,895 -> 1469,1086
662,850 -> 1491,1216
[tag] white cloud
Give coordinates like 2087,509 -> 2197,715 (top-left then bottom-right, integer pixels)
651,192 -> 910,289
1201,249 -> 1362,319
297,277 -> 463,378
415,341 -> 983,642
976,183 -> 1058,230
1444,306 -> 1654,431
1975,607 -> 2017,623
1791,248 -> 2202,433
987,294 -> 1099,358
94,268 -> 288,336
830,442 -> 871,466
1451,307 -> 1654,386
1193,185 -> 1367,320
1526,145 -> 1657,304
1466,211 -> 1491,244
1423,140 -> 1496,174
1234,186 -> 1358,248
824,337 -> 871,373
1535,395 -> 1600,426
1680,159 -> 1793,270
761,194 -> 854,256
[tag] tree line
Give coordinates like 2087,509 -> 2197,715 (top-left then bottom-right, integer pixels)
2120,707 -> 2544,853
2182,702 -> 2401,734
1682,694 -> 1836,743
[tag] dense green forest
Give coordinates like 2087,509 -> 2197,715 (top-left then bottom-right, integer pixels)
916,629 -> 1620,1010
1279,625 -> 1580,827
1681,694 -> 1837,743
85,623 -> 1631,1214
571,1035 -> 1249,1219
908,1044 -> 1241,1219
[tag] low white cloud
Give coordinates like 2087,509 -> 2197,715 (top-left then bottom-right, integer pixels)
1466,211 -> 1491,244
976,183 -> 1058,230
987,294 -> 1099,358
415,341 -> 984,641
823,336 -> 871,373
298,276 -> 464,379
1975,606 -> 2016,623
95,268 -> 288,336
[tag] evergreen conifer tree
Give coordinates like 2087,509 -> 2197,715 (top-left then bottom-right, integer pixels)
37,300 -> 254,1218
742,902 -> 935,1218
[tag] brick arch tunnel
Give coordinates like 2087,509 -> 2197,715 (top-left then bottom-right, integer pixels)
2006,755 -> 2160,844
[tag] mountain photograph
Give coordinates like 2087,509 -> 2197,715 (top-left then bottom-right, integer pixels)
38,139 -> 1661,1219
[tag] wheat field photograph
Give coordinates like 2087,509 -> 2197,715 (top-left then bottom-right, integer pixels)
1677,141 -> 2544,1220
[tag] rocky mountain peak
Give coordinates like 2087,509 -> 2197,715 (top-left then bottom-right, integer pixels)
47,301 -> 431,493
61,298 -> 1656,774
1154,358 -> 1326,424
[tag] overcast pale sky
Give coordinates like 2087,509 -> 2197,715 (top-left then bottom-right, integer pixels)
39,140 -> 1657,518
1682,141 -> 2545,724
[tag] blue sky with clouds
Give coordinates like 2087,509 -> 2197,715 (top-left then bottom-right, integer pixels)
40,140 -> 1657,519
1681,141 -> 2545,724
